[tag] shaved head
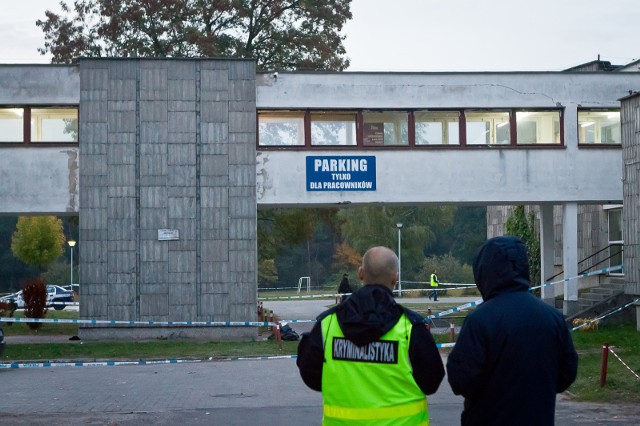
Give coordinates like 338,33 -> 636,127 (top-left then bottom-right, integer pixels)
358,246 -> 399,290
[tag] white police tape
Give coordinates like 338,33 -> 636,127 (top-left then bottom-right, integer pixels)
0,359 -> 201,369
401,281 -> 476,287
0,317 -> 276,327
50,301 -> 80,306
428,265 -> 624,321
607,346 -> 640,380
530,265 -> 623,292
570,297 -> 640,332
427,300 -> 483,320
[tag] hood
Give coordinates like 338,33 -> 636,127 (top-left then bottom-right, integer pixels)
472,236 -> 530,301
335,284 -> 403,346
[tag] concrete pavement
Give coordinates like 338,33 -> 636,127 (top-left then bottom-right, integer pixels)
2,296 -> 638,424
1,357 -> 638,425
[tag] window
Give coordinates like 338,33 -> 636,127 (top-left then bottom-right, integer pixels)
516,111 -> 561,145
258,112 -> 305,146
465,111 -> 510,145
0,108 -> 24,142
362,111 -> 408,146
0,106 -> 78,144
31,108 -> 78,143
578,110 -> 621,144
607,208 -> 623,274
415,111 -> 460,145
311,112 -> 357,146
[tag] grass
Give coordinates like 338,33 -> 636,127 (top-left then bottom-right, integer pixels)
568,324 -> 640,403
4,301 -> 637,404
3,310 -> 80,336
2,340 -> 299,362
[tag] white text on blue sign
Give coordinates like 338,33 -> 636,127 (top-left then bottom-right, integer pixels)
306,156 -> 376,191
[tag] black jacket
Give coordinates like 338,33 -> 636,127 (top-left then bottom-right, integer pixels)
446,236 -> 578,426
296,284 -> 444,395
337,277 -> 352,294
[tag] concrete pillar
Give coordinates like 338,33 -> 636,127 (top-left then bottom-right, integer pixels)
563,202 -> 579,315
540,204 -> 556,304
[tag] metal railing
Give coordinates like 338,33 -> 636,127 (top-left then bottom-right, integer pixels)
545,244 -> 623,283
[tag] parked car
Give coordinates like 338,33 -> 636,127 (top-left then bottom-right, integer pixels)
0,285 -> 75,311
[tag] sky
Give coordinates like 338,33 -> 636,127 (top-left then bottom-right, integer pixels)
1,0 -> 639,71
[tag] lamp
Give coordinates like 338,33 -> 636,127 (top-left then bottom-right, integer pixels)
396,223 -> 403,298
68,240 -> 76,287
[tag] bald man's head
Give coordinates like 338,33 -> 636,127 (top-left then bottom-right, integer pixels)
358,246 -> 399,290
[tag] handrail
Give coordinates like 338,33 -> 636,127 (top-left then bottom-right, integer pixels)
545,244 -> 623,282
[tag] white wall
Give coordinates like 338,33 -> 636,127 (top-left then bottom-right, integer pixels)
256,72 -> 640,206
0,147 -> 79,214
256,148 -> 621,207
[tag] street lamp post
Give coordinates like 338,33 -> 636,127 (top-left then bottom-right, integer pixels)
68,240 -> 76,287
396,223 -> 403,297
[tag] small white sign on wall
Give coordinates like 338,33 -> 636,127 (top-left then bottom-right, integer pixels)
158,229 -> 179,241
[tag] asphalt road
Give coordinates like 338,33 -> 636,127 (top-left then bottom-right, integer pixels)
1,357 -> 638,425
2,296 -> 638,425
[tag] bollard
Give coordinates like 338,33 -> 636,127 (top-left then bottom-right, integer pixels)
275,323 -> 283,351
600,343 -> 610,387
449,321 -> 456,342
426,309 -> 433,332
270,310 -> 274,332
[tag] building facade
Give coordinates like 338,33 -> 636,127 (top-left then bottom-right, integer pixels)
2,59 -> 640,338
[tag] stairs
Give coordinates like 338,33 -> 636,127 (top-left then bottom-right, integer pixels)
577,276 -> 625,311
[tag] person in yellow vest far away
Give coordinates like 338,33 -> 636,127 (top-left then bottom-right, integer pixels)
297,246 -> 445,425
429,271 -> 439,301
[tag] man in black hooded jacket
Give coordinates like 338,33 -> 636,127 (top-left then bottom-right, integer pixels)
447,236 -> 578,425
297,246 -> 444,424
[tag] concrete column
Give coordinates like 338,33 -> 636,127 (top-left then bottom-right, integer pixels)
540,204 -> 556,304
563,202 -> 579,315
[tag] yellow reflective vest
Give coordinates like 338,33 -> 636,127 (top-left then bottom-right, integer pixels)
320,312 -> 429,426
430,273 -> 438,288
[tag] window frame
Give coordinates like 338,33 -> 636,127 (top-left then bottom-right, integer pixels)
0,105 -> 79,146
577,108 -> 622,148
255,108 -> 568,150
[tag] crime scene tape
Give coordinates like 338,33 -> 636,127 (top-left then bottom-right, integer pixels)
607,346 -> 640,380
401,281 -> 476,287
0,317 -> 276,327
570,297 -> 640,332
428,265 -> 624,321
0,359 -> 201,369
530,265 -> 623,292
427,300 -> 483,320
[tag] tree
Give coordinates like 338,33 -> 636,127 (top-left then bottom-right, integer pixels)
36,0 -> 352,70
257,258 -> 278,287
505,206 -> 541,285
338,206 -> 455,281
11,216 -> 66,270
419,254 -> 474,286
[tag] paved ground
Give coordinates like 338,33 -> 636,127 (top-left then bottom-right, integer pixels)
2,296 -> 638,425
1,357 -> 638,425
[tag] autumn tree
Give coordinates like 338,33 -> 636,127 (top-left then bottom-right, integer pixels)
338,206 -> 455,281
11,216 -> 66,270
36,0 -> 352,70
11,216 -> 65,325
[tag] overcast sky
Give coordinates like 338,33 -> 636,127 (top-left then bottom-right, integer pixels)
1,0 -> 639,71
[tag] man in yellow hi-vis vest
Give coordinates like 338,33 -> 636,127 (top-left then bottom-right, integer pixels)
429,271 -> 439,301
297,246 -> 444,425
